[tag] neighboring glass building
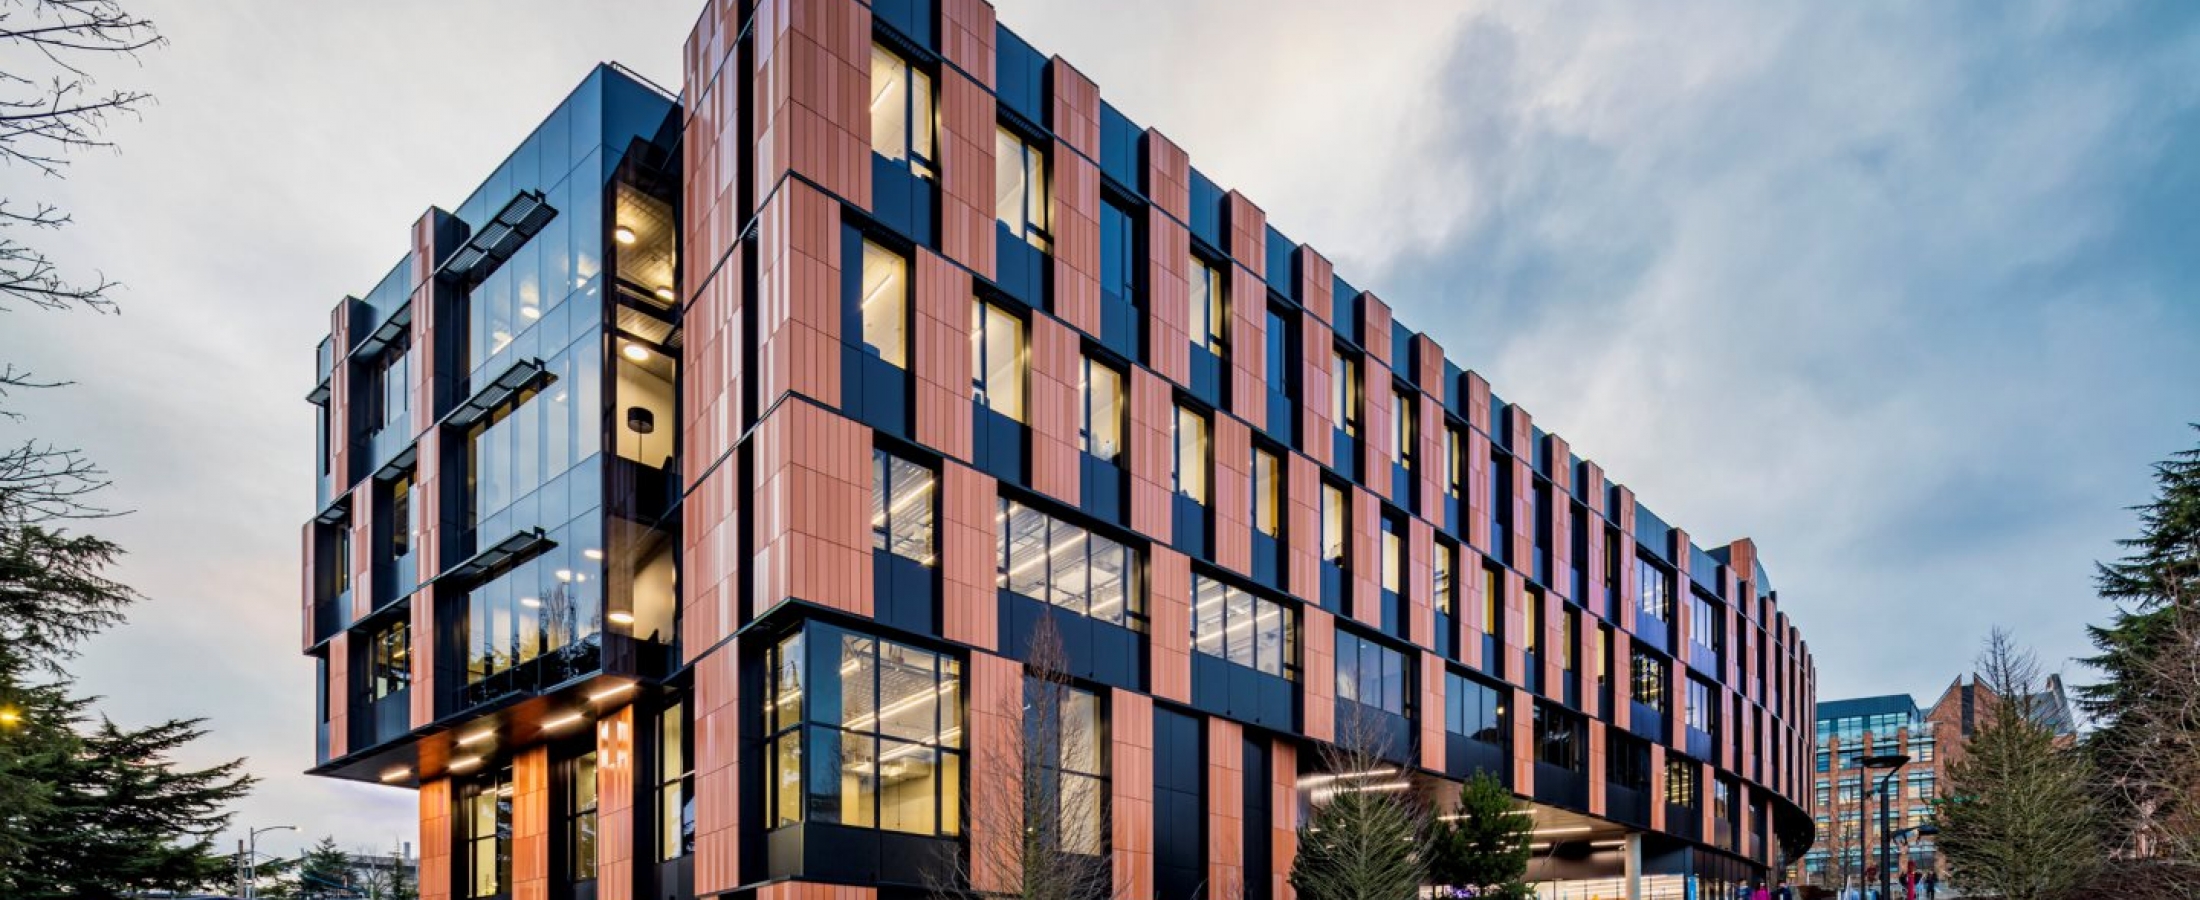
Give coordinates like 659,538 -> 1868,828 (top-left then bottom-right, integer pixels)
302,5 -> 1821,899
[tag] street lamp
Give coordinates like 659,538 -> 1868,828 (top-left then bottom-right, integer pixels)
242,824 -> 297,900
1862,753 -> 1909,900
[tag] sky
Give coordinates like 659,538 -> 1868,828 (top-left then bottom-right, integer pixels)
3,0 -> 2197,862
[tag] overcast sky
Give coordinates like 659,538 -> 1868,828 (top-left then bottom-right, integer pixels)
3,0 -> 2196,861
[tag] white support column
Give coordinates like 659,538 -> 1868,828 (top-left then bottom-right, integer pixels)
1626,833 -> 1645,900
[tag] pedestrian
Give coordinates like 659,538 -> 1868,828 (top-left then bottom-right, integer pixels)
1774,881 -> 1794,900
1750,880 -> 1770,900
1922,873 -> 1937,900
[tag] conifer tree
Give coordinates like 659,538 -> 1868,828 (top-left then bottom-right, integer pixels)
1427,771 -> 1534,899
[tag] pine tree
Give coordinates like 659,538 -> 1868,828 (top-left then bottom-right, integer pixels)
1428,772 -> 1533,899
1934,631 -> 2100,900
1289,713 -> 1427,900
293,835 -> 358,898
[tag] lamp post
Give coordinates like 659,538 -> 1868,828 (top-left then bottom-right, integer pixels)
1861,753 -> 1909,900
243,824 -> 297,900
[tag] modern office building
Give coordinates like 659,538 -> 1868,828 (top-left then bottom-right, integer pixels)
300,3 -> 1820,899
1801,677 -> 2075,887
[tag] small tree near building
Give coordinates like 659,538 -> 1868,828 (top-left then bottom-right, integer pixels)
1289,710 -> 1427,900
1428,771 -> 1533,899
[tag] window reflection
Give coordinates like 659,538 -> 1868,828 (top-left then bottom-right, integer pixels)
971,301 -> 1025,422
1189,257 -> 1225,355
1173,406 -> 1207,503
1334,630 -> 1406,716
870,44 -> 935,179
995,127 -> 1049,250
872,450 -> 937,565
1332,351 -> 1360,436
463,765 -> 513,899
1253,448 -> 1281,538
768,624 -> 962,837
1444,670 -> 1507,746
1030,682 -> 1107,856
860,239 -> 910,369
996,499 -> 1143,628
1080,358 -> 1123,462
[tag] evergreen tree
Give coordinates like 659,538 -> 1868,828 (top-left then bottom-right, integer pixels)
1934,631 -> 2100,900
1428,772 -> 1534,899
293,835 -> 358,898
1289,714 -> 1426,900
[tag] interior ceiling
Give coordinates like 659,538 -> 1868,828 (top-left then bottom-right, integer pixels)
613,183 -> 676,302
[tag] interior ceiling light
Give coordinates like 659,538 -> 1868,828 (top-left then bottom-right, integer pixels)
590,682 -> 637,703
519,596 -> 542,608
458,730 -> 496,746
654,286 -> 676,302
583,548 -> 605,561
544,712 -> 585,731
380,767 -> 412,782
614,225 -> 638,245
519,305 -> 540,320
450,756 -> 483,772
608,610 -> 637,625
622,342 -> 652,362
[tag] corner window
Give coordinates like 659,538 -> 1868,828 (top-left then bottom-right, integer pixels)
1334,630 -> 1406,716
1321,483 -> 1347,565
870,44 -> 935,178
1080,357 -> 1124,462
872,449 -> 937,565
1189,257 -> 1225,355
998,499 -> 1143,628
971,300 -> 1025,422
774,627 -> 962,837
995,127 -> 1049,250
1331,351 -> 1360,437
657,701 -> 693,860
1253,447 -> 1282,538
1192,574 -> 1295,678
859,239 -> 910,368
1173,406 -> 1208,503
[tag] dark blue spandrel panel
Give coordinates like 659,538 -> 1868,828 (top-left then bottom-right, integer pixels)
1264,225 -> 1296,295
995,26 -> 1047,124
1189,168 -> 1225,248
1100,101 -> 1143,190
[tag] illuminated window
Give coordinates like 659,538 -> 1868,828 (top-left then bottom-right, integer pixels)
998,499 -> 1143,628
368,619 -> 410,701
768,627 -> 964,837
1321,483 -> 1347,564
1080,358 -> 1123,462
1381,516 -> 1403,594
995,127 -> 1049,249
1666,757 -> 1699,807
971,300 -> 1025,422
872,449 -> 937,565
858,239 -> 909,368
566,751 -> 599,881
1393,389 -> 1415,469
1173,406 -> 1208,503
1483,567 -> 1500,634
1638,557 -> 1673,623
462,766 -> 512,899
657,702 -> 693,860
1331,351 -> 1360,436
869,45 -> 935,178
1192,574 -> 1295,678
1630,648 -> 1669,712
1433,541 -> 1455,616
1189,257 -> 1225,355
1253,447 -> 1282,538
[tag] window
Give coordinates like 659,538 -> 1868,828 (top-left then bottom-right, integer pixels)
1253,447 -> 1282,538
1911,737 -> 1936,762
1524,589 -> 1542,656
1444,670 -> 1506,745
1189,257 -> 1225,355
463,766 -> 513,899
389,475 -> 413,558
1099,198 -> 1137,303
1561,607 -> 1579,676
1609,732 -> 1652,790
368,620 -> 411,701
1445,427 -> 1466,501
567,751 -> 599,881
1482,567 -> 1501,635
1433,541 -> 1455,616
859,239 -> 910,368
870,45 -> 936,178
872,449 -> 937,564
995,127 -> 1049,249
365,332 -> 411,435
1630,647 -> 1668,712
1380,515 -> 1403,595
1331,351 -> 1360,436
1535,704 -> 1585,771
998,499 -> 1143,627
775,629 -> 962,836
658,702 -> 694,860
1173,406 -> 1207,503
1689,591 -> 1721,651
1264,308 -> 1290,393
1596,624 -> 1611,690
1192,574 -> 1295,678
1080,358 -> 1123,462
1031,682 -> 1107,855
1321,483 -> 1347,565
1393,389 -> 1415,469
1714,778 -> 1735,821
1666,757 -> 1699,807
1638,558 -> 1673,623
971,300 -> 1025,421
1687,678 -> 1714,732
1334,630 -> 1406,716
1604,529 -> 1620,592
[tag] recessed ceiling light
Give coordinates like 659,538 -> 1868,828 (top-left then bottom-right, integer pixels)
622,343 -> 651,362
451,756 -> 483,772
590,682 -> 637,703
583,548 -> 604,561
655,286 -> 676,302
458,730 -> 495,746
519,305 -> 540,320
555,569 -> 573,582
608,610 -> 637,626
380,767 -> 412,782
614,225 -> 637,245
544,712 -> 585,731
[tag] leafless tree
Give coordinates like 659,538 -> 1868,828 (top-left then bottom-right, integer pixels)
936,616 -> 1125,900
2098,603 -> 2200,896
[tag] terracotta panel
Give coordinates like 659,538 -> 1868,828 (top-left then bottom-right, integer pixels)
750,400 -> 873,619
411,587 -> 438,728
1271,739 -> 1299,900
1227,263 -> 1266,429
1112,691 -> 1156,899
1611,630 -> 1633,730
1298,316 -> 1335,467
938,70 -> 998,280
683,242 -> 746,490
1510,686 -> 1536,795
1302,609 -> 1336,742
1347,487 -> 1380,629
1360,358 -> 1393,500
1297,246 -> 1334,326
1052,145 -> 1102,335
1149,546 -> 1192,703
1048,58 -> 1100,159
914,249 -> 975,460
1029,316 -> 1082,504
1207,717 -> 1245,899
939,0 -> 996,86
1417,394 -> 1445,531
1211,417 -> 1253,576
1615,486 -> 1638,634
695,646 -> 741,893
1500,567 -> 1526,685
753,180 -> 843,410
1463,370 -> 1492,436
325,632 -> 349,759
1457,546 -> 1486,671
1284,453 -> 1322,602
1419,651 -> 1445,770
749,0 -> 871,207
1649,742 -> 1667,831
1146,214 -> 1192,386
940,462 -> 1000,650
682,459 -> 740,660
350,483 -> 374,622
1225,190 -> 1266,276
1145,130 -> 1189,222
1126,369 -> 1174,543
966,652 -> 1026,895
1407,518 -> 1434,647
1546,435 -> 1573,602
1588,724 -> 1609,817
512,745 -> 549,900
1580,461 -> 1607,618
596,707 -> 637,900
419,778 -> 453,900
1360,292 -> 1394,370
